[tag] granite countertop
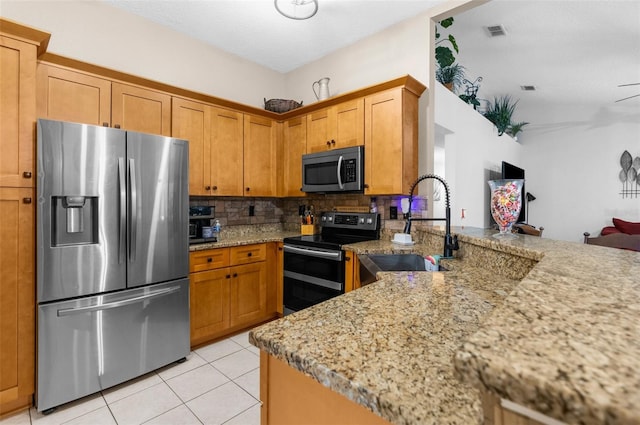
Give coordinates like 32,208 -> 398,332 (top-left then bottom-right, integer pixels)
188,230 -> 299,251
249,227 -> 640,425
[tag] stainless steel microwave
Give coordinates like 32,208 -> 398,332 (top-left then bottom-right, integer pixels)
302,146 -> 364,193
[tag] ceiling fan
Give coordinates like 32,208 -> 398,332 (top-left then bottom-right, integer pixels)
615,83 -> 640,102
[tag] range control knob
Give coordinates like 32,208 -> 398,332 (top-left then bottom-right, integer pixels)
366,218 -> 373,224
359,218 -> 365,224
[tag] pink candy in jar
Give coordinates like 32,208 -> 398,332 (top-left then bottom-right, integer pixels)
488,179 -> 524,237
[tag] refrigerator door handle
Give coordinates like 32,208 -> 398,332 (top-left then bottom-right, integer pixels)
128,158 -> 137,262
56,286 -> 181,317
118,158 -> 126,264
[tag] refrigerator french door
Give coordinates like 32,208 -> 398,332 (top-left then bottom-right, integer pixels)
36,119 -> 190,412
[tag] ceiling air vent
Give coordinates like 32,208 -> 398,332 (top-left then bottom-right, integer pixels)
485,25 -> 507,37
520,85 -> 537,91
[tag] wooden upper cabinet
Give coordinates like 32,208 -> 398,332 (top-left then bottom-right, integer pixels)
282,116 -> 307,197
36,63 -> 111,126
172,98 -> 210,196
112,83 -> 171,136
210,107 -> 244,196
1,36 -> 36,188
244,114 -> 277,197
306,98 -> 364,153
364,87 -> 419,195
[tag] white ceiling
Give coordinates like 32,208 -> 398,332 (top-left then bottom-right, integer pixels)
103,0 -> 640,111
103,0 -> 446,73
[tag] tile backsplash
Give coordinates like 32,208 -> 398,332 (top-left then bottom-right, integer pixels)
190,194 -> 428,233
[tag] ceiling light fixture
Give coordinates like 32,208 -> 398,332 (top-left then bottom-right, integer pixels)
275,0 -> 318,20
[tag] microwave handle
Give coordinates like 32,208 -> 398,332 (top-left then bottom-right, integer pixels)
337,155 -> 344,189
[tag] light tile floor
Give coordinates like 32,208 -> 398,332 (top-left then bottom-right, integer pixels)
1,331 -> 261,425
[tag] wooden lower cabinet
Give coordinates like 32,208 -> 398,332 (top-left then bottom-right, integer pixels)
260,352 -> 390,425
344,250 -> 361,292
0,188 -> 35,415
190,268 -> 231,343
189,243 -> 276,347
229,262 -> 267,327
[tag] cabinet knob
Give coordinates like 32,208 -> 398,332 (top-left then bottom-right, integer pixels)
345,257 -> 351,261
233,273 -> 238,278
114,124 -> 121,129
23,197 -> 32,204
207,257 -> 213,263
205,185 -> 211,191
326,141 -> 331,146
23,171 -> 32,178
363,183 -> 369,189
102,122 -> 109,127
247,252 -> 252,257
331,139 -> 336,145
212,185 -> 218,191
246,187 -> 250,192
278,246 -> 283,251
226,274 -> 231,279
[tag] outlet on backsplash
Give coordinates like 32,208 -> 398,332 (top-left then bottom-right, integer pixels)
390,206 -> 398,220
249,205 -> 255,216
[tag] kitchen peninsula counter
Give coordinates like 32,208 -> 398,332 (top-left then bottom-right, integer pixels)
249,227 -> 640,425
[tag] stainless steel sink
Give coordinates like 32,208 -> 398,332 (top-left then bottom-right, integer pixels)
358,254 -> 446,286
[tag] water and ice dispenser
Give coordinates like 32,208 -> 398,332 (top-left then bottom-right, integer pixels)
51,196 -> 99,246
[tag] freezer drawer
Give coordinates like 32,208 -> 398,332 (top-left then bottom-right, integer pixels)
36,279 -> 189,412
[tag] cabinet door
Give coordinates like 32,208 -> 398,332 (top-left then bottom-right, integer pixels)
229,262 -> 267,327
210,107 -> 244,196
0,36 -> 36,188
190,268 -> 231,346
365,88 -> 417,195
0,188 -> 35,414
282,116 -> 307,197
306,108 -> 331,153
172,98 -> 211,196
36,63 -> 111,127
243,114 -> 277,197
332,98 -> 364,149
111,83 -> 171,136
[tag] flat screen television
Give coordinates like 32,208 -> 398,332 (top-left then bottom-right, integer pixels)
501,161 -> 526,223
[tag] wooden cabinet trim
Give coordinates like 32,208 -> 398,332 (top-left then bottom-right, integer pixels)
0,18 -> 50,56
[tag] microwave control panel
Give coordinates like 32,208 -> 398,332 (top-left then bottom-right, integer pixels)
343,158 -> 357,183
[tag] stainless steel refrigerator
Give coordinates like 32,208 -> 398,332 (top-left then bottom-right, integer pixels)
36,119 -> 190,412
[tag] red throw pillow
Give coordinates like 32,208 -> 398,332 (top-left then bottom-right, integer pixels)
601,226 -> 621,236
612,218 -> 640,235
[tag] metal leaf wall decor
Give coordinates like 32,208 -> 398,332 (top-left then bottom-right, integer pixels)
619,150 -> 640,198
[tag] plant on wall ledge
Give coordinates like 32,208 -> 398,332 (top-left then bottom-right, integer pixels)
435,17 -> 465,92
436,63 -> 466,93
483,95 -> 529,137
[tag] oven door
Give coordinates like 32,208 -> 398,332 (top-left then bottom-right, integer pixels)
283,244 -> 345,314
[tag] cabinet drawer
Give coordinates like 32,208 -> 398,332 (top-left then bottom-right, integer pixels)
190,249 -> 230,273
230,244 -> 266,265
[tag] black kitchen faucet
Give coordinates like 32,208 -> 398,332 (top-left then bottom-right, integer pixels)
402,174 -> 459,258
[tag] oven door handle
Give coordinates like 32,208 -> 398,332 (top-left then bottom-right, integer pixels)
284,245 -> 343,261
284,271 -> 343,292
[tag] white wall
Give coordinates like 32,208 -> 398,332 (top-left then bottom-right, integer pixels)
519,103 -> 640,242
1,0 -> 284,107
435,83 -> 523,229
283,12 -> 431,106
